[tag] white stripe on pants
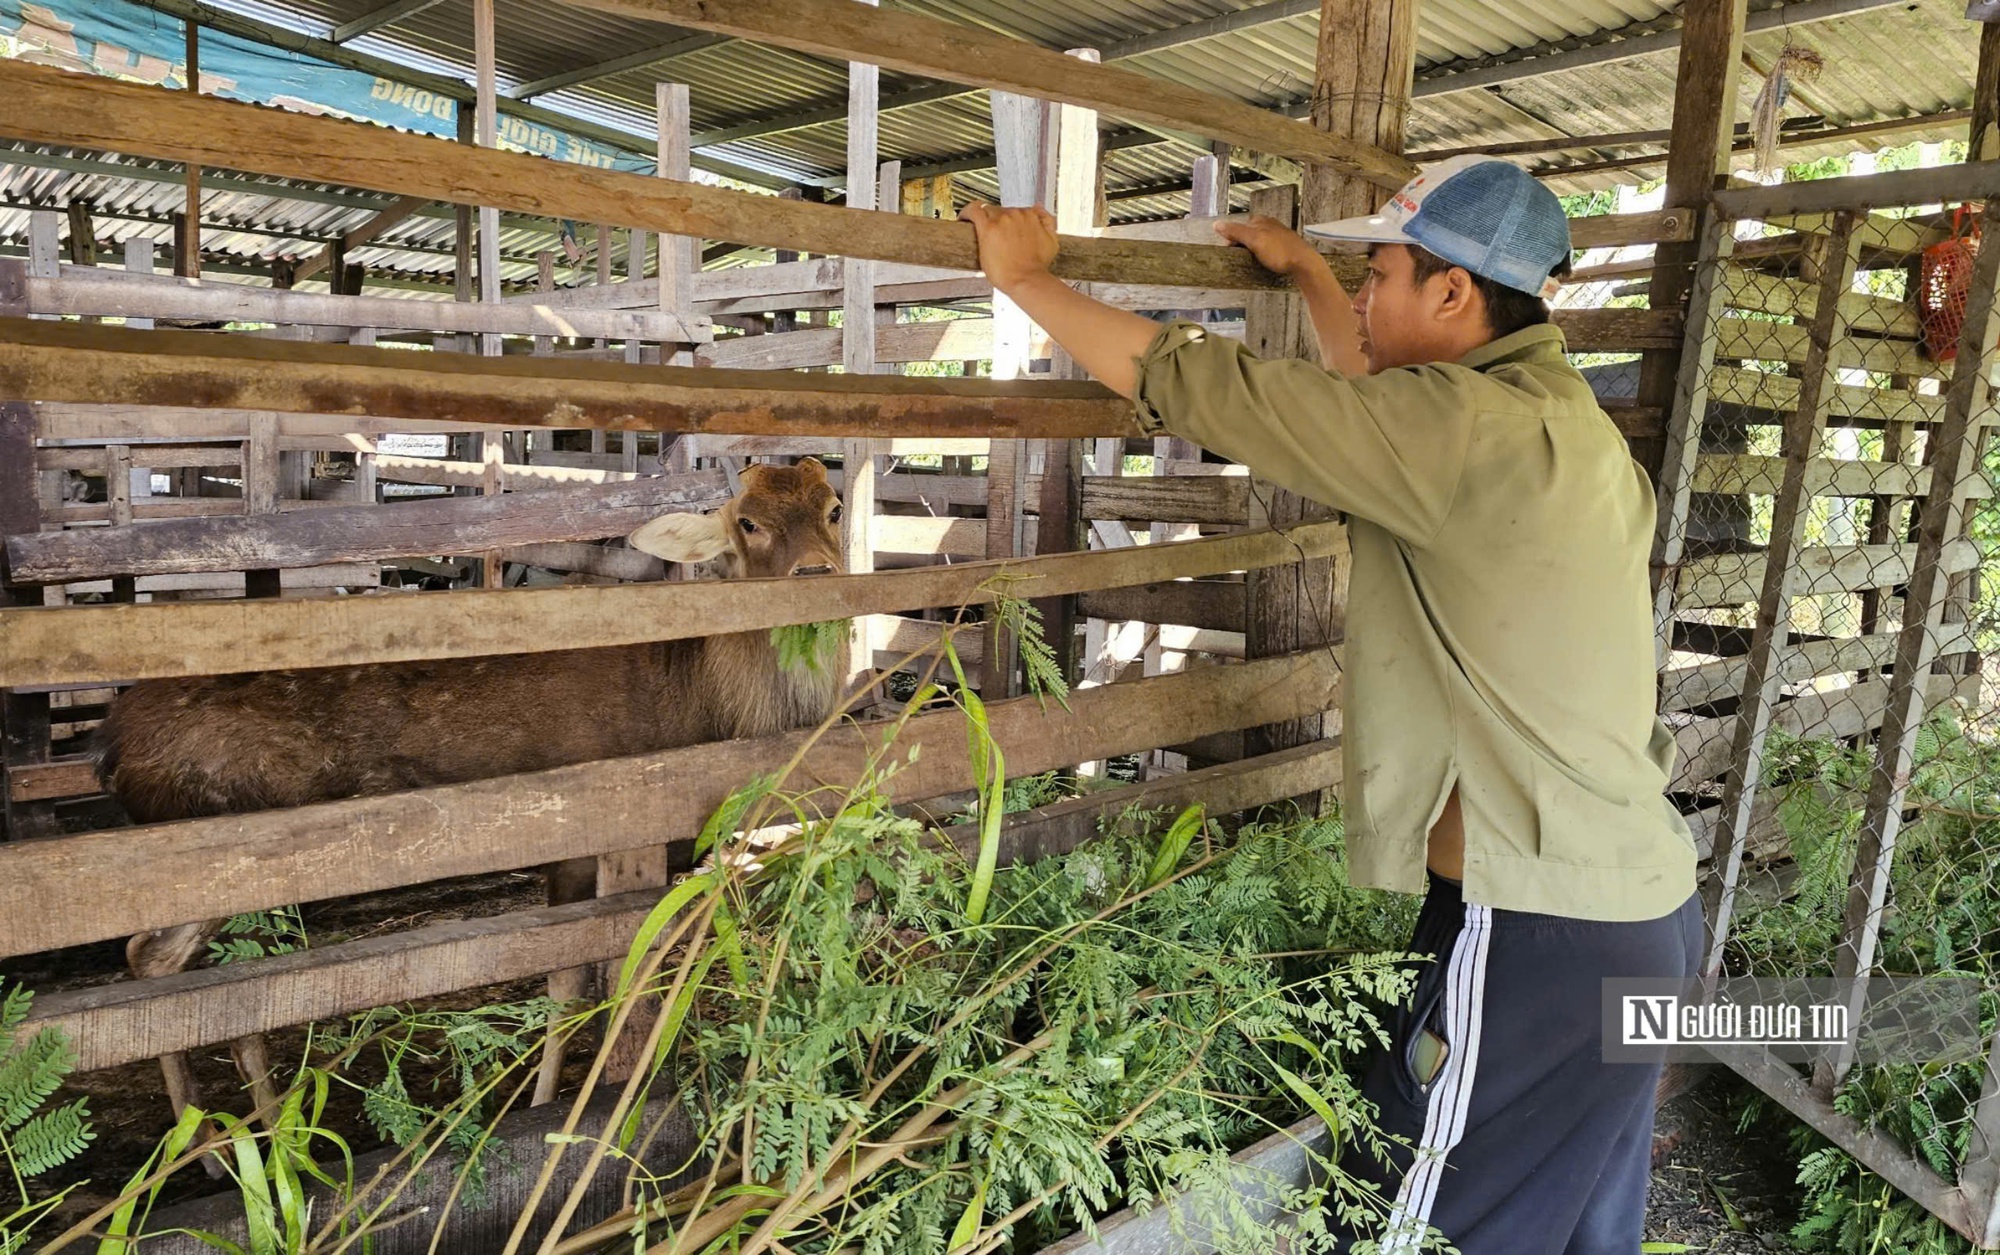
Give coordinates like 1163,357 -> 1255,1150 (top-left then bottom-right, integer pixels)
1379,903 -> 1493,1254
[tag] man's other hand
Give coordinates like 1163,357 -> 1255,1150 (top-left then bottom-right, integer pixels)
1215,215 -> 1325,279
959,202 -> 1058,292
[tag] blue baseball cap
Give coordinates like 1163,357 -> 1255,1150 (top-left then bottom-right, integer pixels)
1303,155 -> 1572,299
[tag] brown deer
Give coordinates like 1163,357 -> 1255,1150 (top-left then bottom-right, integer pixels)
96,458 -> 847,1119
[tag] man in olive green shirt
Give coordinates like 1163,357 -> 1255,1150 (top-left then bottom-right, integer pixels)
962,155 -> 1701,1253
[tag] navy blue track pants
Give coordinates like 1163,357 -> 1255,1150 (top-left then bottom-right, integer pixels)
1329,871 -> 1704,1254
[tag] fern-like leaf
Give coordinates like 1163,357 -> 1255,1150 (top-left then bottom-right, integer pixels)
0,1028 -> 73,1133
10,1098 -> 93,1176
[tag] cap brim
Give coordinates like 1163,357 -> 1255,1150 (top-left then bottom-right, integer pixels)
1301,212 -> 1417,245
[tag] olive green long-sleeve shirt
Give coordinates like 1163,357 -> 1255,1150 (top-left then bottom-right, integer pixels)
1131,319 -> 1696,923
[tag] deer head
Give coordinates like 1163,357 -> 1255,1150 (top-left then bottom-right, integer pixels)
628,457 -> 844,580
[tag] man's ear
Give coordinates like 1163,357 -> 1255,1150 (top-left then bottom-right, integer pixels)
628,510 -> 732,563
1438,266 -> 1482,322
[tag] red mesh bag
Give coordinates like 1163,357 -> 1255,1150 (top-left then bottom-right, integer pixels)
1919,207 -> 1981,362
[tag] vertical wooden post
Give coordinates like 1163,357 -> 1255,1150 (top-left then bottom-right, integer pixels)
1973,21 -> 2000,163
1818,221 -> 2000,1095
1032,48 -> 1100,692
1635,0 -> 1750,490
64,201 -> 95,267
177,19 -> 202,279
841,4 -> 884,694
1699,217 -> 1862,991
0,261 -> 54,842
470,0 -> 503,584
656,82 -> 696,367
980,90 -> 1051,698
1242,0 -> 1414,777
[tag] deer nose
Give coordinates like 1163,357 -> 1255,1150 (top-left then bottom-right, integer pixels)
791,563 -> 833,576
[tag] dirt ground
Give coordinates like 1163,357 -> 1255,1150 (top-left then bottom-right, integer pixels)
1648,1070 -> 1806,1252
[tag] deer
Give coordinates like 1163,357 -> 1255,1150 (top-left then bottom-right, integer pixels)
95,458 -> 847,1122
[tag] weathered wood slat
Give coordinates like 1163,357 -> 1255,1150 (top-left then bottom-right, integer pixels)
59,564 -> 379,594
370,454 -> 650,489
5,473 -> 731,583
37,441 -> 241,471
0,61 -> 1287,292
0,520 -> 1346,685
1670,672 -> 1976,791
0,647 -> 1343,957
23,739 -> 1340,1073
1718,266 -> 1920,337
1077,580 -> 1246,632
1707,366 -> 1947,426
1691,454 -> 1990,501
1081,475 -> 1249,525
0,316 -> 1137,438
34,404 -> 518,443
695,318 -> 997,370
1676,537 -> 1982,606
7,757 -> 100,803
1661,625 -> 1979,711
1714,317 -> 1940,379
25,267 -> 711,343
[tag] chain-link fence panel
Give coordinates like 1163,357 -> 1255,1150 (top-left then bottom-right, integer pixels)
1658,189 -> 2000,1245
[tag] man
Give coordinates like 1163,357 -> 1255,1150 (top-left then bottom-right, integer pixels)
960,155 -> 1703,1253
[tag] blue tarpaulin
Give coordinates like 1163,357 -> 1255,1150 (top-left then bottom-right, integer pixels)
0,0 -> 653,173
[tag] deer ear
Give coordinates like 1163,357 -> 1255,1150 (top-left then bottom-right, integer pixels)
628,511 -> 732,563
795,456 -> 827,482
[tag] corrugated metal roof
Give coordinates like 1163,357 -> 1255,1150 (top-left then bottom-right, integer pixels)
1,0 -> 1981,291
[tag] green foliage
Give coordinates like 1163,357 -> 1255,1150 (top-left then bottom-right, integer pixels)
772,619 -> 853,677
1724,706 -> 2000,1254
317,998 -> 555,1199
210,906 -> 309,965
0,983 -> 92,1255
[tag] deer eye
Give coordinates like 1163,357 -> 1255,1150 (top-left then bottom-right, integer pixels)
738,518 -> 758,535
828,504 -> 843,524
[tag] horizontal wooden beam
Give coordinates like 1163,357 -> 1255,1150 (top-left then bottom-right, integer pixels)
1676,537 -> 1981,606
1082,475 -> 1250,525
1718,266 -> 1920,337
0,647 -> 1343,957
1662,625 -> 1979,711
0,60 -> 1284,292
1711,159 -> 2000,220
24,739 -> 1340,1072
1714,318 -> 1935,379
1077,579 -> 1247,631
1708,367 -> 1947,426
33,403 -> 518,443
560,0 -> 1412,187
0,520 -> 1346,685
19,263 -> 711,343
695,318 -> 997,370
8,758 -> 101,804
1671,673 -> 1975,792
4,473 -> 731,583
1692,454 -> 1988,502
0,317 -> 1138,439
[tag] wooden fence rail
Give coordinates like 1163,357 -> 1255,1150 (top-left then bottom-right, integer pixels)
0,647 -> 1343,957
20,739 -> 1341,1074
4,472 -> 733,583
0,315 -> 1137,439
0,521 -> 1348,684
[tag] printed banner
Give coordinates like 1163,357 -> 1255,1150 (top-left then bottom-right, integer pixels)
0,0 -> 651,172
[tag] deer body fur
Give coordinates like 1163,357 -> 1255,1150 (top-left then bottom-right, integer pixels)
94,458 -> 847,1121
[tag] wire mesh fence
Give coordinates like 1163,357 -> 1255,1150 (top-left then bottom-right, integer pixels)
1659,189 -> 2000,1245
